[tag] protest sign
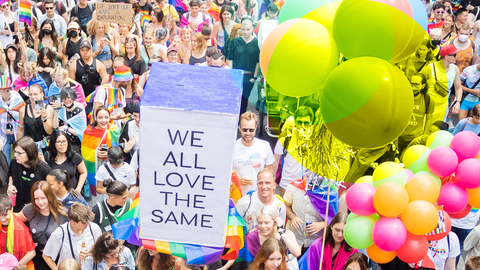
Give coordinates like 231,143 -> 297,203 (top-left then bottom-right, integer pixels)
139,62 -> 243,247
95,3 -> 132,24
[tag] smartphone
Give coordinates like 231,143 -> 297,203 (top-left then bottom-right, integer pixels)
100,144 -> 108,152
34,100 -> 44,114
53,94 -> 62,109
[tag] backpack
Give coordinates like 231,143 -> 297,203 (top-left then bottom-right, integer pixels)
72,3 -> 94,16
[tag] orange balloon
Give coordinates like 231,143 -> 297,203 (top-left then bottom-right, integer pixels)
401,200 -> 438,235
366,244 -> 396,264
467,186 -> 480,208
373,182 -> 409,217
405,175 -> 440,204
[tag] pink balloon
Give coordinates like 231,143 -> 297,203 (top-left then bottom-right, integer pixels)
456,158 -> 480,189
437,183 -> 469,214
427,147 -> 458,177
372,217 -> 407,252
405,169 -> 414,182
346,183 -> 377,216
450,131 -> 480,162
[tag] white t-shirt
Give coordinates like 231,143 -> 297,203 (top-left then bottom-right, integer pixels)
43,222 -> 102,265
274,141 -> 302,189
425,232 -> 460,270
127,120 -> 140,152
233,138 -> 275,195
451,209 -> 480,229
235,192 -> 286,231
95,162 -> 136,198
93,87 -> 126,127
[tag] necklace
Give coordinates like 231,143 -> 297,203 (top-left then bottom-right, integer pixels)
454,38 -> 469,50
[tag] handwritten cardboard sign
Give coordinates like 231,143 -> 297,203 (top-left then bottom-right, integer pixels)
95,3 -> 132,25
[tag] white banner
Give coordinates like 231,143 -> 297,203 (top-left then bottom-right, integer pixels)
139,107 -> 238,247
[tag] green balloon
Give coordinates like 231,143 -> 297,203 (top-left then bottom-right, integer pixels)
344,216 -> 376,249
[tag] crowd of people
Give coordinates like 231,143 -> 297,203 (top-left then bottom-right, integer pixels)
1,0 -> 480,269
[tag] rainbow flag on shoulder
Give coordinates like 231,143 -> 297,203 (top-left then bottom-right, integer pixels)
81,125 -> 120,196
18,0 -> 32,26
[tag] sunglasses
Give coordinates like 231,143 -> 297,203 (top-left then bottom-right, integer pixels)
1,4 -> 9,8
45,6 -> 54,10
449,53 -> 457,57
435,10 -> 445,14
241,128 -> 255,133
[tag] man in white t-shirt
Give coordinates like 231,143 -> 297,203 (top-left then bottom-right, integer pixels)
236,169 -> 286,231
233,112 -> 275,195
273,106 -> 314,196
95,146 -> 136,198
423,232 -> 460,270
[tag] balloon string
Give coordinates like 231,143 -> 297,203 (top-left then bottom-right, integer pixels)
319,177 -> 332,270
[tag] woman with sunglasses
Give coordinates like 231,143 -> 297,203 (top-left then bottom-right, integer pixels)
82,232 -> 135,270
0,0 -> 14,49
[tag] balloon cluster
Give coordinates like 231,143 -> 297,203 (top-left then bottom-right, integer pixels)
260,0 -> 428,149
344,130 -> 480,264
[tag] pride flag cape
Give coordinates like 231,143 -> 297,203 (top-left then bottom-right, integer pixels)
81,125 -> 120,196
85,84 -> 123,121
289,178 -> 338,224
112,196 -> 248,265
0,91 -> 25,115
58,102 -> 87,141
6,214 -> 35,270
18,0 -> 32,26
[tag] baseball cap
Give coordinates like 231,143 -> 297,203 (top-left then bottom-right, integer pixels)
0,253 -> 19,270
167,47 -> 178,54
79,40 -> 92,49
440,44 -> 460,57
67,22 -> 80,30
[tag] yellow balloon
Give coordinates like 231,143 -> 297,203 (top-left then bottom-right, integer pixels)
355,175 -> 373,185
303,2 -> 342,31
372,162 -> 407,188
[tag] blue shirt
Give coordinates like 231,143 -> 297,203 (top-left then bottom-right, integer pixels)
452,118 -> 480,135
38,13 -> 67,38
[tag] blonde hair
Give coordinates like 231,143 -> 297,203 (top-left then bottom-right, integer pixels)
58,258 -> 81,270
239,111 -> 258,126
162,14 -> 176,36
255,205 -> 278,221
192,32 -> 207,52
18,62 -> 37,77
144,28 -> 155,38
86,19 -> 110,36
51,66 -> 69,81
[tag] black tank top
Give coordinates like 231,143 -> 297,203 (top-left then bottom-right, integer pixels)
65,37 -> 83,60
76,58 -> 101,97
24,103 -> 48,142
189,54 -> 206,65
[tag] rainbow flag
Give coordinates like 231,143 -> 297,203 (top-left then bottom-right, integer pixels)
112,196 -> 247,265
18,0 -> 32,26
140,10 -> 149,16
85,84 -> 123,121
81,124 -> 120,196
140,14 -> 151,29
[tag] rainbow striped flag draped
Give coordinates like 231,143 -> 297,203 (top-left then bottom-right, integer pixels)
112,196 -> 248,265
85,84 -> 123,121
140,15 -> 151,29
81,125 -> 120,196
18,0 -> 32,26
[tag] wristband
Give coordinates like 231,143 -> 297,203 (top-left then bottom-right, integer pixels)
289,213 -> 295,219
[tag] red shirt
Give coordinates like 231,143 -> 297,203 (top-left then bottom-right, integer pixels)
428,20 -> 444,33
0,222 -> 36,261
